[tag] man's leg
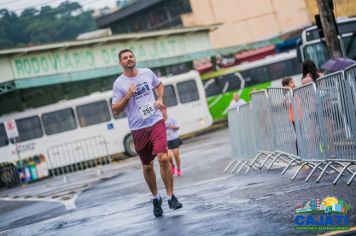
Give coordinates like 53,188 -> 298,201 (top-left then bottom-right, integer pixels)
142,160 -> 158,196
157,152 -> 173,196
143,160 -> 163,217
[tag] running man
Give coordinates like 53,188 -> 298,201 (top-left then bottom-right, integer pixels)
112,49 -> 182,217
162,107 -> 183,176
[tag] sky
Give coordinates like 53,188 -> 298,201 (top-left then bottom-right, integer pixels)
0,0 -> 119,14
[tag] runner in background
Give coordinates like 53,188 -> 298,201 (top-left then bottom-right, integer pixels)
162,107 -> 183,176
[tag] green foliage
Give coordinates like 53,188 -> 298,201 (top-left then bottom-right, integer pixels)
0,1 -> 97,49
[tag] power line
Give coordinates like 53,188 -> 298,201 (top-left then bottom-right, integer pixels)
1,0 -> 107,14
0,0 -> 27,7
12,0 -> 64,13
0,0 -> 57,11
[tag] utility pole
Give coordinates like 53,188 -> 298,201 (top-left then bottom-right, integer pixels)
316,0 -> 343,58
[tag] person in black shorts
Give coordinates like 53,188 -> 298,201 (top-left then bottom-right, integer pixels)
162,107 -> 183,176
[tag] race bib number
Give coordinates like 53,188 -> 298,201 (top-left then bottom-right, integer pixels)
139,104 -> 155,119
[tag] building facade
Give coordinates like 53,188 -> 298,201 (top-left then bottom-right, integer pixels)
97,0 -> 312,49
305,0 -> 356,23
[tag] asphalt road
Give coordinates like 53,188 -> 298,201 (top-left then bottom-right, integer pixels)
0,128 -> 355,236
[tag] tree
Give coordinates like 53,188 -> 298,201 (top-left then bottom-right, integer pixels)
316,0 -> 343,58
0,1 -> 97,49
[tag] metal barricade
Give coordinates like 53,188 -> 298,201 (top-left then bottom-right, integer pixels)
224,107 -> 241,172
298,72 -> 352,183
244,90 -> 276,172
344,65 -> 356,185
225,68 -> 356,185
288,82 -> 332,181
261,88 -> 303,171
47,135 -> 111,181
344,64 -> 356,144
225,103 -> 260,174
267,88 -> 297,155
250,90 -> 274,152
236,103 -> 259,174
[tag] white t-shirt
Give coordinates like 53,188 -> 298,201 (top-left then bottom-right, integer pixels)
228,98 -> 246,110
165,117 -> 179,141
112,68 -> 163,130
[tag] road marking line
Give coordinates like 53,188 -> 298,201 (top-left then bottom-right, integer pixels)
0,192 -> 80,210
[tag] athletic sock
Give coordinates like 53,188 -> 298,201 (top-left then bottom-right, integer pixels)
167,195 -> 172,200
153,194 -> 160,200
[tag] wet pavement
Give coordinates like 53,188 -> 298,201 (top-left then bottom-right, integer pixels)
0,128 -> 355,236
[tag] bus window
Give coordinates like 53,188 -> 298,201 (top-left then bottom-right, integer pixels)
76,100 -> 111,127
243,66 -> 269,84
303,43 -> 329,68
163,85 -> 178,107
42,108 -> 77,135
14,116 -> 43,142
0,123 -> 9,147
177,80 -> 199,104
109,98 -> 127,119
343,35 -> 356,61
203,77 -> 223,97
220,73 -> 241,92
268,58 -> 300,81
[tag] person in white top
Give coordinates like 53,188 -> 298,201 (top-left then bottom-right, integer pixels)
228,93 -> 246,110
162,107 -> 183,176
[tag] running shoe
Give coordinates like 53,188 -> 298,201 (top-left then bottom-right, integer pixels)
171,165 -> 177,175
153,197 -> 163,217
168,195 -> 183,210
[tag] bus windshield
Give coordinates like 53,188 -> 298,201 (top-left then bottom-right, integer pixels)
300,16 -> 356,68
303,34 -> 356,68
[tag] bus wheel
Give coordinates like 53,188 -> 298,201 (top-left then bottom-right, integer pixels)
124,134 -> 137,157
0,163 -> 20,188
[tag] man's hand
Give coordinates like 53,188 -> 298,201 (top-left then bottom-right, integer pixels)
155,98 -> 165,110
127,84 -> 136,97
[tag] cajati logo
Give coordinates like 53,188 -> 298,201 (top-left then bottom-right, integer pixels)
294,197 -> 351,231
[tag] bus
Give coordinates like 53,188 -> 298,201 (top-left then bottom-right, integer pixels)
0,70 -> 213,169
201,50 -> 301,121
298,17 -> 356,68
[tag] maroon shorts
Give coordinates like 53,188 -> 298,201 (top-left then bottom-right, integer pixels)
131,119 -> 168,165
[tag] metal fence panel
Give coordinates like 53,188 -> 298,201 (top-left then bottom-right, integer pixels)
267,87 -> 297,155
47,135 -> 110,176
239,103 -> 257,159
316,71 -> 356,161
292,83 -> 326,160
228,107 -> 241,160
344,64 -> 356,145
250,90 -> 274,151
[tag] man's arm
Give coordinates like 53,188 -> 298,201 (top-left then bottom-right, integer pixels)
168,118 -> 179,130
112,84 -> 136,114
154,82 -> 165,109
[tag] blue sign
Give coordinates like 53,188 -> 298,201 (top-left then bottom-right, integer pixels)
107,123 -> 114,130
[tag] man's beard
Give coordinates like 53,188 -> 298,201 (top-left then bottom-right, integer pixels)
126,61 -> 136,68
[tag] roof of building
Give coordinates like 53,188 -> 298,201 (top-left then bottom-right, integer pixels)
96,0 -> 163,28
0,24 -> 219,56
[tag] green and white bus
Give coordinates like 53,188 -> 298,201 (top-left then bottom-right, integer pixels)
202,50 -> 301,121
